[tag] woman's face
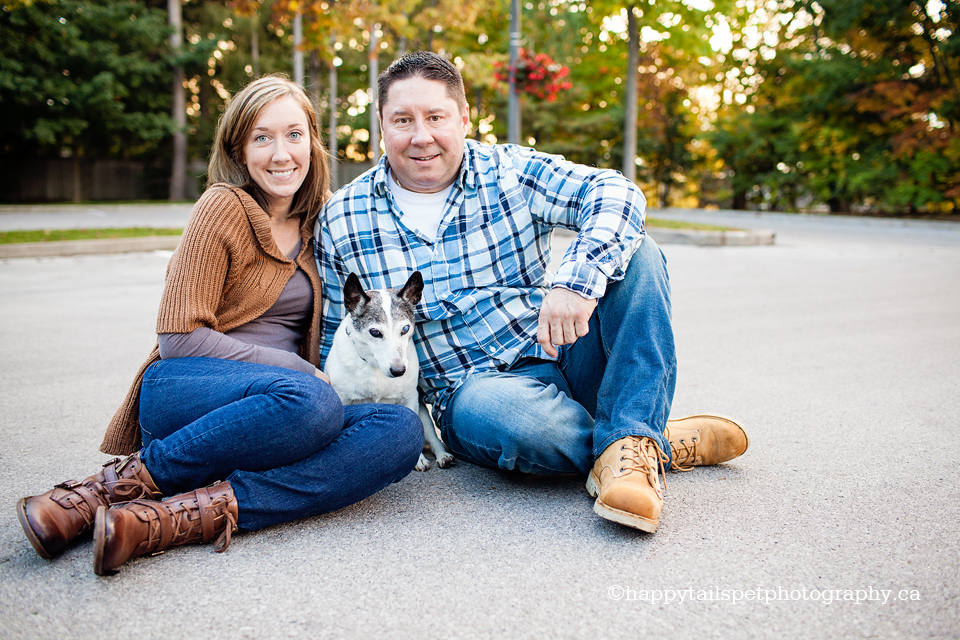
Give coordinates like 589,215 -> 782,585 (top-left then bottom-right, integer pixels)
243,95 -> 311,216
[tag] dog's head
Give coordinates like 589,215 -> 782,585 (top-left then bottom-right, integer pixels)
342,271 -> 424,378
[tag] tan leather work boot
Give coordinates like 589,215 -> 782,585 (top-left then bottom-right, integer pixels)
586,436 -> 668,533
666,414 -> 750,471
17,453 -> 162,559
93,481 -> 238,576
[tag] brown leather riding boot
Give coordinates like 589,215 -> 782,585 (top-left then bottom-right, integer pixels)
17,453 -> 162,559
93,481 -> 238,576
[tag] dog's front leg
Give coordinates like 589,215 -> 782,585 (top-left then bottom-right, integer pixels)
404,399 -> 432,471
418,404 -> 455,469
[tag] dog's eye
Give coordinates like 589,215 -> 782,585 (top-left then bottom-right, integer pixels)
369,329 -> 383,339
401,324 -> 411,335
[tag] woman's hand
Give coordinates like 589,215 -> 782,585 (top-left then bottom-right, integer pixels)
314,368 -> 331,384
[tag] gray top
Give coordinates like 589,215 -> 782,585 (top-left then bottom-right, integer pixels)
158,241 -> 315,374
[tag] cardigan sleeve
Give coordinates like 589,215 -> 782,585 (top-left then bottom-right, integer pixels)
155,188 -> 241,334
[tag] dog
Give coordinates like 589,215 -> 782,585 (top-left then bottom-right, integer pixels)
324,271 -> 455,471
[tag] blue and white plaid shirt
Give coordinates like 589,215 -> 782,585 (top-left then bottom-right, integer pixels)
315,140 -> 646,417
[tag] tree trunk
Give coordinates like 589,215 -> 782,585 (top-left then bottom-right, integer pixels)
309,49 -> 321,105
660,179 -> 671,208
293,12 -> 304,86
369,24 -> 380,162
474,86 -> 483,141
508,0 -> 521,143
251,16 -> 260,77
827,196 -> 850,213
168,0 -> 187,201
328,31 -> 339,189
71,148 -> 82,203
622,4 -> 639,183
732,189 -> 747,210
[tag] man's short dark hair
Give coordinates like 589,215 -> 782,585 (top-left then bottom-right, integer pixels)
377,51 -> 467,115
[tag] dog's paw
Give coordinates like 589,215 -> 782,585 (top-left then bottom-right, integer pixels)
435,452 -> 456,468
415,453 -> 431,472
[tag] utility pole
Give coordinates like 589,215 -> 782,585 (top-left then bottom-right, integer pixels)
508,0 -> 521,144
168,0 -> 186,201
293,12 -> 304,86
329,32 -> 340,189
622,5 -> 639,183
369,24 -> 380,162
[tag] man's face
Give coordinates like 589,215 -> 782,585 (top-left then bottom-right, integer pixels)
379,76 -> 469,194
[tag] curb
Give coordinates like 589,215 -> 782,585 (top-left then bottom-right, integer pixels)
0,228 -> 775,259
647,227 -> 776,246
0,235 -> 181,259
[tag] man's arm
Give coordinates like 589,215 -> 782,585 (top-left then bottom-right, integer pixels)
505,146 -> 647,352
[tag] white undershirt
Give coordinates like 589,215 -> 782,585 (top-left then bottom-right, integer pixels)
387,169 -> 453,243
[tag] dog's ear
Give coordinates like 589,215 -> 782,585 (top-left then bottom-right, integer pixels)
398,271 -> 424,306
342,273 -> 370,313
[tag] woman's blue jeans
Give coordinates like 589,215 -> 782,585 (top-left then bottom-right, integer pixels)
440,236 -> 677,476
138,357 -> 423,531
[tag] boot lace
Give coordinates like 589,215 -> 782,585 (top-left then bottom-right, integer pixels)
54,480 -> 100,526
620,437 -> 669,496
103,456 -> 160,501
669,432 -> 700,472
211,496 -> 237,553
104,478 -> 157,501
52,455 -> 153,527
134,494 -> 237,555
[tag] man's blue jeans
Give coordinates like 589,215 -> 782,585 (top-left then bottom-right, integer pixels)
138,357 -> 424,531
439,236 -> 677,476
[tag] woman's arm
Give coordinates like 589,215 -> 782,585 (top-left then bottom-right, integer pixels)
156,188 -> 239,335
158,327 -> 315,375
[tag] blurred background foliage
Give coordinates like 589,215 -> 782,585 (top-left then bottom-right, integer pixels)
1,0 -> 956,214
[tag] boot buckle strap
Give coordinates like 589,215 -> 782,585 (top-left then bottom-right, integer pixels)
195,487 -> 216,543
52,482 -> 103,526
155,503 -> 176,549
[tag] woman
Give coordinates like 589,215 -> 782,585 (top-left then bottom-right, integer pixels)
16,75 -> 424,576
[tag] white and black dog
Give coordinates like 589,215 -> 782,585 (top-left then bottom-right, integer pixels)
324,271 -> 454,471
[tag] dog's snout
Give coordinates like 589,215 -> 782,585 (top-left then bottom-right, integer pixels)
389,365 -> 407,378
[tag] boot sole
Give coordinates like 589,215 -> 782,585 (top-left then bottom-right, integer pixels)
92,506 -> 112,577
16,498 -> 54,560
585,473 -> 659,533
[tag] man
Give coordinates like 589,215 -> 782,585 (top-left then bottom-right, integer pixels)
316,51 -> 748,532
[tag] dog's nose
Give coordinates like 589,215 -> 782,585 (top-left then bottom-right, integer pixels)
389,365 -> 406,378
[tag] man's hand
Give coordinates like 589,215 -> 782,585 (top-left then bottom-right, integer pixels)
315,368 -> 331,384
537,288 -> 598,358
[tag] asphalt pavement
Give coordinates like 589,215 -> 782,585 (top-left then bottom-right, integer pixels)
1,207 -> 958,640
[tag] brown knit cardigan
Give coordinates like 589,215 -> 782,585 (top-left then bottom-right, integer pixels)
99,184 -> 323,455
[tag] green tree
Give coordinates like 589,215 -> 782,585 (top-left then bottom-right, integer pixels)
573,0 -> 740,205
0,0 -> 172,199
709,0 -> 959,213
